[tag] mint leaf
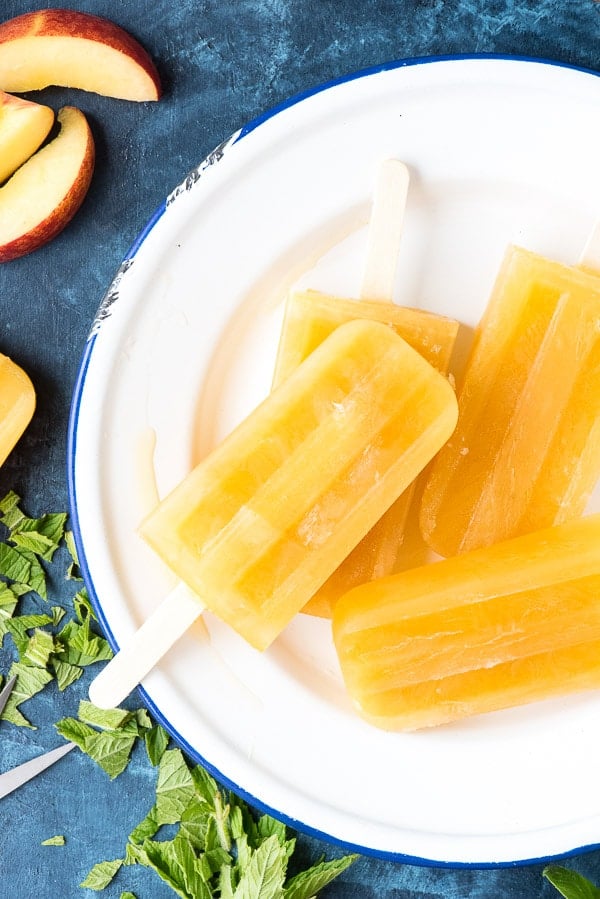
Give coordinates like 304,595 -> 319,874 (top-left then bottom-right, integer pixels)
129,805 -> 161,845
1,660 -> 53,727
4,612 -> 53,655
80,858 -> 124,890
191,764 -> 220,806
23,628 -> 55,668
55,717 -> 137,779
12,511 -> 67,560
54,615 -> 112,667
0,542 -> 37,589
0,489 -> 22,520
284,854 -> 358,899
543,865 -> 600,898
154,749 -> 195,823
51,658 -> 83,691
41,835 -> 65,846
233,833 -> 287,899
10,531 -> 59,561
147,835 -> 213,899
82,729 -> 138,780
0,583 -> 18,635
77,700 -> 133,731
8,547 -> 47,598
145,723 -> 170,766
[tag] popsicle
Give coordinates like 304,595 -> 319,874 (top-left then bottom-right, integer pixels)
0,353 -> 35,466
333,513 -> 600,731
271,160 -> 459,616
89,318 -> 458,708
273,290 -> 459,387
420,244 -> 600,558
274,290 -> 459,616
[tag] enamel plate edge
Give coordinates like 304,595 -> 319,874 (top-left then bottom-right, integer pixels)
67,56 -> 600,867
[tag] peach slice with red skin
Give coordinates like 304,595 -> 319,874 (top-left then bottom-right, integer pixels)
0,90 -> 54,184
0,106 -> 95,263
0,8 -> 161,101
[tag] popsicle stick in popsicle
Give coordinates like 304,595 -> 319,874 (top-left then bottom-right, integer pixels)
89,317 -> 459,709
359,157 -> 410,302
89,583 -> 201,709
90,159 -> 415,708
579,217 -> 600,272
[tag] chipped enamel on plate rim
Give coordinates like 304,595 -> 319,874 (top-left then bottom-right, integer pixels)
68,56 -> 600,867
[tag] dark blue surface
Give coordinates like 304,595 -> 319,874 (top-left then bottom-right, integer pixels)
1,1 -> 600,896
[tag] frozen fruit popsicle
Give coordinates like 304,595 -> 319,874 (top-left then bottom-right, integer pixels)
272,160 -> 459,616
273,290 -> 458,387
0,353 -> 35,466
274,289 -> 459,616
420,244 -> 600,558
333,513 -> 600,731
89,318 -> 458,708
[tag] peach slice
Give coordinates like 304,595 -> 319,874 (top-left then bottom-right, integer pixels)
0,354 -> 35,467
0,90 -> 54,184
0,9 -> 161,101
0,106 -> 95,263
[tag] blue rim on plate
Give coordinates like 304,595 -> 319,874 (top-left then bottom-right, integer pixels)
67,53 -> 600,869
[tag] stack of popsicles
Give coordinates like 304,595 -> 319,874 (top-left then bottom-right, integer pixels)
90,162 -> 600,734
333,239 -> 600,730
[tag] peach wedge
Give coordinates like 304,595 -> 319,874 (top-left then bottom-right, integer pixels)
0,90 -> 54,184
0,9 -> 161,101
0,106 -> 95,263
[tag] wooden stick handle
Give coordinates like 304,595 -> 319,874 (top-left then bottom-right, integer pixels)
88,583 -> 203,709
579,219 -> 600,271
359,158 -> 410,302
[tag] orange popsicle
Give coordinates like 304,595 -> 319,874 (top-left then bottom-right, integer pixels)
273,289 -> 458,385
420,245 -> 600,558
0,353 -> 35,466
333,514 -> 600,731
140,319 -> 458,651
273,288 -> 459,616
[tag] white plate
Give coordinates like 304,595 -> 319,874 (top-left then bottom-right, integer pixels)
68,56 -> 600,866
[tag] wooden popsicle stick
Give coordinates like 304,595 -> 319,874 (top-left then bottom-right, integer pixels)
88,583 -> 203,709
579,219 -> 600,271
359,158 -> 410,302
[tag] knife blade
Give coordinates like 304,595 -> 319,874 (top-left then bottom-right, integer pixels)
0,742 -> 76,800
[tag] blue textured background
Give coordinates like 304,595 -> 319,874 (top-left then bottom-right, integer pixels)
1,1 -> 600,896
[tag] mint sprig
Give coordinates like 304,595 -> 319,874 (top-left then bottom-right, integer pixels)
544,866 -> 600,898
80,746 -> 357,897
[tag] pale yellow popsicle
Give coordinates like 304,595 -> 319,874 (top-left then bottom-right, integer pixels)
0,353 -> 35,466
273,289 -> 459,616
140,319 -> 458,651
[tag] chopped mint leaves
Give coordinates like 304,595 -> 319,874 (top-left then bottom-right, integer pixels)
0,492 -> 356,897
79,747 -> 357,897
0,493 -> 112,727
